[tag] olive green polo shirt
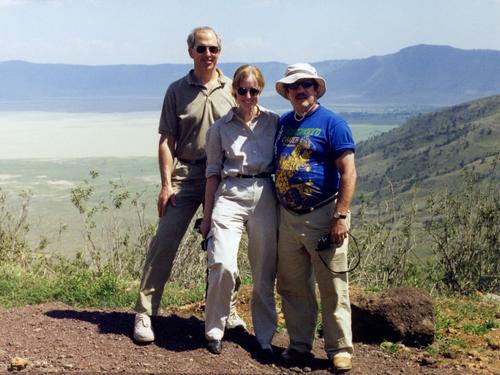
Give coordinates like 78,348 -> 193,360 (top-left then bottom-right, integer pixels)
158,69 -> 235,161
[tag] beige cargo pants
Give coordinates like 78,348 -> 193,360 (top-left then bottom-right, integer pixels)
205,177 -> 278,348
277,201 -> 353,358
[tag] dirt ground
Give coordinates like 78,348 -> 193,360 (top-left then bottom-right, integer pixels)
1,295 -> 492,375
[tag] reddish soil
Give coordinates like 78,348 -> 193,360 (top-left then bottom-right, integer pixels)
0,300 -> 482,374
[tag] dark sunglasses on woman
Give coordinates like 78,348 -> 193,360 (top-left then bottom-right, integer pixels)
237,87 -> 260,96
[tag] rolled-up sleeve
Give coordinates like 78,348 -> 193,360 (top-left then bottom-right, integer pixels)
205,121 -> 224,177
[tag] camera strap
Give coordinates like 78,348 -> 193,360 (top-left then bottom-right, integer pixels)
316,231 -> 361,275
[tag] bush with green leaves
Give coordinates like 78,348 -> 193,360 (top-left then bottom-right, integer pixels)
351,188 -> 424,290
424,161 -> 499,294
70,170 -> 156,279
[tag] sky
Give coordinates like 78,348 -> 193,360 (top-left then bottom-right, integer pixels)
0,0 -> 499,65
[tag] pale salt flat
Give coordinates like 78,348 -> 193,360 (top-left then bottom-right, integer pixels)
0,111 -> 159,159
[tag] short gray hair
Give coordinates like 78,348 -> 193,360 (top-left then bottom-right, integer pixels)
186,26 -> 221,49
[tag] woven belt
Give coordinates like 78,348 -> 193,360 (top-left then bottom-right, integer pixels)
286,193 -> 338,215
177,157 -> 206,165
235,172 -> 272,178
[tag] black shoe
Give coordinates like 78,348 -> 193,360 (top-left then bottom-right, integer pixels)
207,339 -> 222,354
257,347 -> 275,364
281,347 -> 314,364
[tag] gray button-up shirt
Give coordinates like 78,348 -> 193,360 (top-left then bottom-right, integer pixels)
205,106 -> 280,178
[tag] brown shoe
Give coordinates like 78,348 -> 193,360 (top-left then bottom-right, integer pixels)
333,355 -> 352,372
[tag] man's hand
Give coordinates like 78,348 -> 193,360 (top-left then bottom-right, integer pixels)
330,218 -> 348,246
199,218 -> 211,238
157,185 -> 176,217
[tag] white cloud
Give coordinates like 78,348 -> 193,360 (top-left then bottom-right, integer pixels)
46,180 -> 75,187
0,0 -> 67,7
0,174 -> 22,180
0,0 -> 23,7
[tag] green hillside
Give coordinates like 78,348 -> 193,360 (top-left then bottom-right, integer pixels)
356,94 -> 500,202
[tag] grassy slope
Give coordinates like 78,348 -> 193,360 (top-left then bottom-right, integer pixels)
356,94 -> 500,204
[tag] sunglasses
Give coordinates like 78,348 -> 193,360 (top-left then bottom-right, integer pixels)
286,80 -> 316,90
237,87 -> 260,96
195,45 -> 219,54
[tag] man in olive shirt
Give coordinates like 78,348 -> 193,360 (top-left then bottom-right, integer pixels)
133,26 -> 244,343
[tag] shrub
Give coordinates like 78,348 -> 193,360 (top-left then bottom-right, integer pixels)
425,162 -> 499,294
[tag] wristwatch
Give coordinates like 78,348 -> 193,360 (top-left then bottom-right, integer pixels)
333,211 -> 347,220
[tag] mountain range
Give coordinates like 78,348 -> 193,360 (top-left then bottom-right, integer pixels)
1,45 -> 499,112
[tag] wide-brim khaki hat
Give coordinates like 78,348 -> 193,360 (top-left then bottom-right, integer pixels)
275,63 -> 326,99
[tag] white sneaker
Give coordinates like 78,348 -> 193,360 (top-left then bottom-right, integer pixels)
226,312 -> 247,330
133,313 -> 155,342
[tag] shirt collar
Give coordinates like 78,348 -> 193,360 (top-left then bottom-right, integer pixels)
224,105 -> 266,124
187,68 -> 228,87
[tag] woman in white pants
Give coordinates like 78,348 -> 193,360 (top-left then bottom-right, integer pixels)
200,65 -> 279,358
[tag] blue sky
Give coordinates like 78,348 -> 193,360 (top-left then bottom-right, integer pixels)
1,0 -> 499,65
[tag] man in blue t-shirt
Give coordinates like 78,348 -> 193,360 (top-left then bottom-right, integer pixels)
274,63 -> 357,372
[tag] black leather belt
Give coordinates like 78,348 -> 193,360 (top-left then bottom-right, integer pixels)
177,157 -> 206,165
286,193 -> 338,215
235,172 -> 272,178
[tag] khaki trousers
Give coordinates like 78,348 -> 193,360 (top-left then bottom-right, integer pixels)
277,202 -> 353,358
134,162 -> 206,316
205,177 -> 278,347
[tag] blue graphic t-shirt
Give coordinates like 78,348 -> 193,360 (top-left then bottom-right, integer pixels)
274,105 -> 355,210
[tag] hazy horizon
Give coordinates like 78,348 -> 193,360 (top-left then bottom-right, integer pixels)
3,43 -> 499,66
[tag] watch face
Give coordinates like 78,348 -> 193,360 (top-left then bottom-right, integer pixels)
334,212 -> 346,219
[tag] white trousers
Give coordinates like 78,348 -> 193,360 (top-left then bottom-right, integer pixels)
205,177 -> 278,347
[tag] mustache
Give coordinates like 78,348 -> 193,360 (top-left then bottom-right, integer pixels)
294,94 -> 308,100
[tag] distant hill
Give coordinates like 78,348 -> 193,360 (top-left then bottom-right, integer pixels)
356,94 -> 500,201
1,45 -> 499,111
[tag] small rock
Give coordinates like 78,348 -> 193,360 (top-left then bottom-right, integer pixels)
399,344 -> 410,352
9,357 -> 28,371
467,350 -> 480,359
62,364 -> 74,369
303,366 -> 312,372
486,337 -> 499,350
442,350 -> 457,359
420,356 -> 437,366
